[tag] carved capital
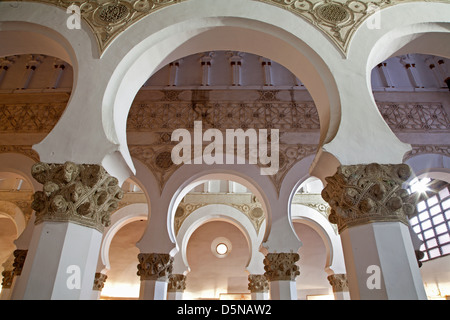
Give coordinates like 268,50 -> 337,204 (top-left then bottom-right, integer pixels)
1,270 -> 14,289
168,274 -> 186,292
321,163 -> 416,233
93,272 -> 108,291
31,162 -> 123,233
137,253 -> 173,281
248,274 -> 269,293
263,252 -> 300,281
13,249 -> 27,276
327,274 -> 348,293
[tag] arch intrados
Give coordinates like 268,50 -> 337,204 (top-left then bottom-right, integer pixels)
101,203 -> 148,272
105,15 -> 339,175
167,168 -> 272,246
176,204 -> 255,272
0,22 -> 76,67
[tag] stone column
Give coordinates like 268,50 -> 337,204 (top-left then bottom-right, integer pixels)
137,253 -> 173,300
321,163 -> 427,300
327,274 -> 350,300
1,270 -> 14,300
167,274 -> 186,300
248,274 -> 269,300
264,252 -> 300,300
11,162 -> 123,300
91,272 -> 108,300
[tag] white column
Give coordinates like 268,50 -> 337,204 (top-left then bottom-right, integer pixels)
264,252 -> 300,300
12,221 -> 102,300
140,279 -> 169,300
137,253 -> 173,300
10,162 -> 123,300
340,221 -> 426,300
322,163 -> 427,300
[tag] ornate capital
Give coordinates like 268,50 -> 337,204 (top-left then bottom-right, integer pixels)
264,252 -> 300,281
13,249 -> 27,276
93,272 -> 108,291
248,274 -> 269,293
137,253 -> 173,281
1,270 -> 14,289
327,274 -> 348,293
31,162 -> 123,233
321,163 -> 417,233
168,274 -> 186,292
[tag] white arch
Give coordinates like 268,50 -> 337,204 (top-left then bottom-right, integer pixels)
102,0 -> 341,178
291,204 -> 346,276
405,153 -> 450,184
0,201 -> 26,238
100,203 -> 148,272
175,204 -> 265,275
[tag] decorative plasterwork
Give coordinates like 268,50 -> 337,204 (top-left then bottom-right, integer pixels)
174,195 -> 265,235
30,162 -> 124,232
321,163 -> 418,233
92,272 -> 108,291
327,273 -> 348,292
248,274 -> 269,293
6,0 -> 446,55
403,144 -> 450,161
263,252 -> 300,281
136,253 -> 173,281
168,274 -> 187,292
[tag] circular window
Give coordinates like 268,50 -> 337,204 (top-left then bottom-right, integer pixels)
216,243 -> 228,255
211,237 -> 232,258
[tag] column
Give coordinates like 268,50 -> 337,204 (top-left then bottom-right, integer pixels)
248,274 -> 269,300
137,253 -> 173,300
321,163 -> 427,300
167,274 -> 186,300
327,273 -> 350,300
264,252 -> 300,300
11,162 -> 123,300
1,270 -> 14,300
91,272 -> 108,300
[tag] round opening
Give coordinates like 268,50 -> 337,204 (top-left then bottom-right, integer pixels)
216,243 -> 228,255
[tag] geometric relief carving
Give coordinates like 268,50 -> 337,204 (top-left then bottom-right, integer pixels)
378,102 -> 450,132
0,103 -> 65,132
403,144 -> 450,161
12,1 -> 447,55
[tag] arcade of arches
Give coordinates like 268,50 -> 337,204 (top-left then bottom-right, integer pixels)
0,0 -> 449,300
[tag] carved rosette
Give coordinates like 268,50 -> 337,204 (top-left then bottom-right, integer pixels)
321,163 -> 417,233
13,249 -> 28,276
137,253 -> 173,281
31,162 -> 124,233
263,253 -> 300,281
248,274 -> 269,293
168,274 -> 187,292
93,272 -> 108,291
327,274 -> 348,293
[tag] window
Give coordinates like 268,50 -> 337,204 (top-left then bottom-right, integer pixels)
408,178 -> 450,262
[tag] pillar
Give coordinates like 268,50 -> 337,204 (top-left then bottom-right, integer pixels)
91,272 -> 108,300
11,162 -> 123,300
327,274 -> 350,300
167,274 -> 186,300
248,274 -> 269,300
321,163 -> 427,300
264,252 -> 300,300
137,253 -> 173,300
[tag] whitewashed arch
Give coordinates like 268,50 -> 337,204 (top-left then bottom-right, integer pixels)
405,153 -> 450,185
0,201 -> 26,239
175,204 -> 266,275
101,0 -> 341,178
99,203 -> 148,273
291,204 -> 346,276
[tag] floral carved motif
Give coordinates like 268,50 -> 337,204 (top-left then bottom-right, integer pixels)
327,273 -> 348,292
263,252 -> 300,281
248,274 -> 269,293
168,274 -> 187,292
93,272 -> 108,291
321,163 -> 418,233
137,253 -> 173,281
31,162 -> 124,232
